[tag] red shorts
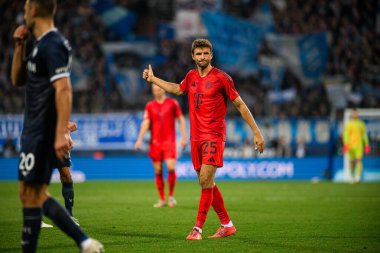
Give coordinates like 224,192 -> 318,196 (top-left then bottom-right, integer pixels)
190,140 -> 225,171
149,144 -> 176,162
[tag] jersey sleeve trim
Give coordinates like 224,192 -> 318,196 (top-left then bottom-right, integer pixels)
230,92 -> 239,101
179,81 -> 187,94
50,73 -> 70,82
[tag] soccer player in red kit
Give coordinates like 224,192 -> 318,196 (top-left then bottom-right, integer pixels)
135,84 -> 187,207
143,39 -> 265,240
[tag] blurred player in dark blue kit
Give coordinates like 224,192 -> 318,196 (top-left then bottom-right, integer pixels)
41,121 -> 80,228
11,0 -> 104,252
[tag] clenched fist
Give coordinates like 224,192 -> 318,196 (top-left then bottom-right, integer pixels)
13,25 -> 29,45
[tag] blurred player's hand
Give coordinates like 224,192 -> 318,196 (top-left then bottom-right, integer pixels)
365,145 -> 371,154
342,144 -> 349,153
13,25 -> 29,45
55,133 -> 70,161
180,137 -> 187,150
66,133 -> 74,150
67,121 -> 77,132
134,140 -> 142,150
254,132 -> 265,154
143,64 -> 154,84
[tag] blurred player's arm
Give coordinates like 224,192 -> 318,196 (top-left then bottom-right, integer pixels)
362,122 -> 370,154
54,77 -> 72,161
66,122 -> 77,151
143,64 -> 184,96
11,25 -> 29,87
342,124 -> 349,153
135,119 -> 150,150
232,96 -> 265,153
177,115 -> 187,149
66,133 -> 74,151
68,121 -> 77,132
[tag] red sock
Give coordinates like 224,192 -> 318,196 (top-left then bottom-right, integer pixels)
168,171 -> 176,197
155,174 -> 165,201
212,185 -> 230,225
195,188 -> 213,229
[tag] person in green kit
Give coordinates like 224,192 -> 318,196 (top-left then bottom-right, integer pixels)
343,108 -> 371,183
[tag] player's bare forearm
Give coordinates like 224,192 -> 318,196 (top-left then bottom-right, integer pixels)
135,119 -> 150,150
11,25 -> 29,87
53,77 -> 72,160
152,77 -> 183,96
178,115 -> 187,148
178,115 -> 187,139
139,120 -> 150,139
233,96 -> 265,153
11,44 -> 27,87
54,78 -> 72,135
143,64 -> 183,95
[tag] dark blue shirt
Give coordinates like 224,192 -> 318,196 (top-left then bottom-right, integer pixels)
22,29 -> 72,145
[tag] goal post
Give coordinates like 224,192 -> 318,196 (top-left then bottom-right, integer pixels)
341,108 -> 380,182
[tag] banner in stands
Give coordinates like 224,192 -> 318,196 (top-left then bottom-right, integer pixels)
91,0 -> 137,41
0,114 -> 337,151
266,32 -> 329,86
201,11 -> 269,75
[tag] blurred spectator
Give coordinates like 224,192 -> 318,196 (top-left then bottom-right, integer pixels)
295,136 -> 307,158
241,138 -> 254,158
2,136 -> 17,158
274,136 -> 292,157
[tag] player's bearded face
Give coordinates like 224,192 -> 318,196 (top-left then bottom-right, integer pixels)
192,48 -> 212,69
24,0 -> 35,31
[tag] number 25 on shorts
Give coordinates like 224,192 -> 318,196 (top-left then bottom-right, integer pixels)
203,141 -> 217,154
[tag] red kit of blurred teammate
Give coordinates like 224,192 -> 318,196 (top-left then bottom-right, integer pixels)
135,84 -> 187,207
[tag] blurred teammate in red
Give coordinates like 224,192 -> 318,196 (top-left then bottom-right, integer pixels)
142,39 -> 265,240
135,84 -> 187,208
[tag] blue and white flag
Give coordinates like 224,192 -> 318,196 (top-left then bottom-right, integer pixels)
267,32 -> 329,86
250,1 -> 275,32
91,0 -> 137,41
201,11 -> 269,74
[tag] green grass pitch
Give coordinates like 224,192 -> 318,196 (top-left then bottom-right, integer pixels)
0,181 -> 379,253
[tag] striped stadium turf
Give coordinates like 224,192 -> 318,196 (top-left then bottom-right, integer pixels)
0,181 -> 379,253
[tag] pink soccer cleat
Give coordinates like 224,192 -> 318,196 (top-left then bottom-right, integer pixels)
168,196 -> 177,207
208,226 -> 237,238
186,228 -> 202,240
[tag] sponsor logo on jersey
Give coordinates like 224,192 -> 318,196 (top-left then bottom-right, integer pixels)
27,61 -> 36,73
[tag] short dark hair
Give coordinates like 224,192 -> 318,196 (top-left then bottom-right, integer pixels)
191,38 -> 213,54
30,0 -> 57,17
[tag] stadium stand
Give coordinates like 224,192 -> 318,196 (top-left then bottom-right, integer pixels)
0,0 -> 379,158
1,0 -> 379,116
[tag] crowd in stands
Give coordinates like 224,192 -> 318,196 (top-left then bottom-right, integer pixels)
1,0 -> 379,119
271,0 -> 380,111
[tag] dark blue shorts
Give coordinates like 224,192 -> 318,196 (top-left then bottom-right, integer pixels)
56,152 -> 72,169
18,138 -> 57,185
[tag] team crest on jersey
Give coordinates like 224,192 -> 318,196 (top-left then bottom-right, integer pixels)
32,47 -> 38,57
205,82 -> 212,89
192,82 -> 196,87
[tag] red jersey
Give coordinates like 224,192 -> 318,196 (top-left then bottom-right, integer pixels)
144,98 -> 183,147
179,67 -> 239,142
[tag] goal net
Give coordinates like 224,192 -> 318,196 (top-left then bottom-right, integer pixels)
340,108 -> 380,182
